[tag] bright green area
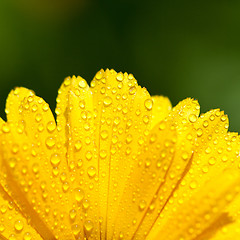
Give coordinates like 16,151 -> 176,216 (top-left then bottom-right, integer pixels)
0,1 -> 240,131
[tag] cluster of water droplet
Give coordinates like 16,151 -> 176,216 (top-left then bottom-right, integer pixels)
0,69 -> 239,240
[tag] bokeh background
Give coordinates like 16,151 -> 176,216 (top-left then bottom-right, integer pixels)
1,0 -> 240,131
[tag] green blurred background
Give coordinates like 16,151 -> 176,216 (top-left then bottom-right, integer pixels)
1,0 -> 240,131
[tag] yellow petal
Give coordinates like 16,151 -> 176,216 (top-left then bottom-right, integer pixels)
90,69 -> 153,239
0,185 -> 42,240
148,109 -> 240,239
5,87 -> 35,124
151,95 -> 171,128
0,93 -> 75,239
148,170 -> 240,240
113,98 -> 200,240
56,75 -> 99,239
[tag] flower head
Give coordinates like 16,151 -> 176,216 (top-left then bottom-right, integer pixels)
0,69 -> 239,240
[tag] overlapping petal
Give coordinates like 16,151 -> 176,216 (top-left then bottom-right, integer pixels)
0,69 -> 238,240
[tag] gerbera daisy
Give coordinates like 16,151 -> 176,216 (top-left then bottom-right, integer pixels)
0,69 -> 239,240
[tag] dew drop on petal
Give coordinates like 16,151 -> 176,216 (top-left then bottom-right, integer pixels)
84,220 -> 94,233
14,220 -> 23,232
74,140 -> 82,151
79,79 -> 87,88
46,121 -> 56,133
116,72 -> 123,81
87,166 -> 97,178
23,232 -> 32,240
74,188 -> 85,202
103,96 -> 113,107
50,154 -> 61,167
45,137 -> 56,148
139,200 -> 147,211
69,209 -> 77,221
144,99 -> 153,110
188,114 -> 197,123
71,224 -> 81,236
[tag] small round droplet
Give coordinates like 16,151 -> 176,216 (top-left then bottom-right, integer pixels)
47,121 -> 56,133
74,140 -> 82,151
139,200 -> 146,211
103,96 -> 112,107
87,166 -> 96,178
0,224 -> 5,232
62,182 -> 69,192
190,181 -> 197,189
83,199 -> 90,209
74,188 -> 84,202
100,130 -> 108,140
129,86 -> 137,95
189,114 -> 197,123
72,224 -> 81,236
23,232 -> 32,240
32,163 -> 39,174
144,99 -> 153,110
69,209 -> 77,221
2,124 -> 10,133
84,220 -> 94,233
14,220 -> 23,232
50,153 -> 61,166
45,137 -> 56,148
116,72 -> 123,81
79,79 -> 87,88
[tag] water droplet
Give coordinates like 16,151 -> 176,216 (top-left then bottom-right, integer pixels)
100,150 -> 107,159
79,79 -> 87,88
85,151 -> 93,160
182,152 -> 189,161
208,157 -> 216,165
50,153 -> 61,166
190,181 -> 197,189
72,224 -> 81,236
126,134 -> 133,144
31,104 -> 38,112
83,199 -> 90,209
144,99 -> 153,110
62,182 -> 69,192
95,70 -> 104,80
47,121 -> 56,133
35,113 -> 42,122
64,77 -> 71,86
87,166 -> 96,178
2,124 -> 10,133
129,86 -> 137,95
23,232 -> 32,240
74,140 -> 82,151
9,158 -> 16,168
45,137 -> 56,148
203,120 -> 209,128
14,220 -> 23,231
0,224 -> 4,232
42,103 -> 49,112
189,114 -> 197,123
9,234 -> 16,240
69,209 -> 77,221
103,96 -> 112,107
32,163 -> 39,174
196,128 -> 203,137
79,100 -> 85,109
84,220 -> 93,233
116,72 -> 123,81
74,188 -> 85,202
139,200 -> 146,211
100,130 -> 108,140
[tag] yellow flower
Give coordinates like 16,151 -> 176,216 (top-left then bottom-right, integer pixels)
0,68 -> 239,240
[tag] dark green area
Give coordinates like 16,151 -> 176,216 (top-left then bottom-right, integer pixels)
1,0 -> 240,131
